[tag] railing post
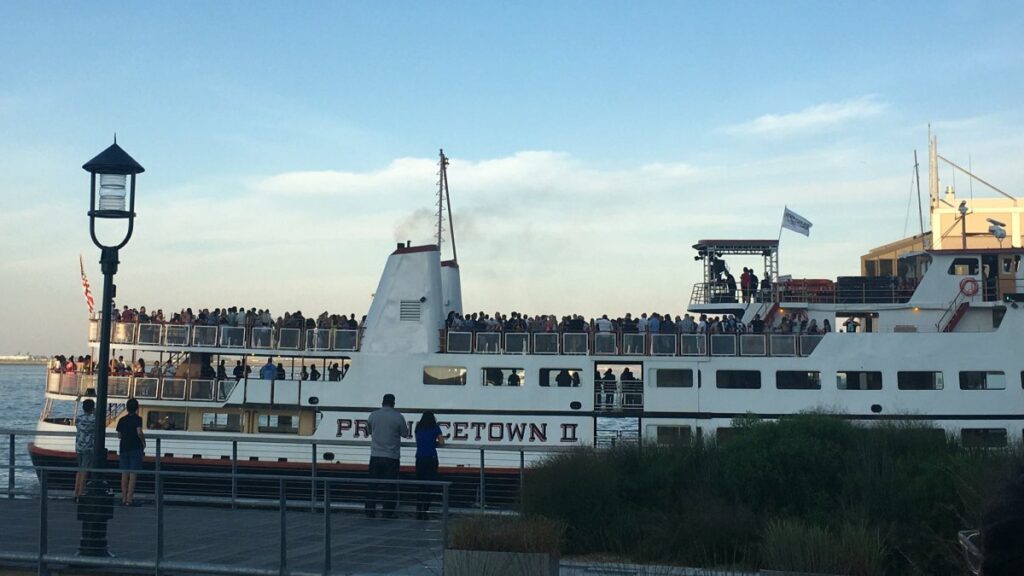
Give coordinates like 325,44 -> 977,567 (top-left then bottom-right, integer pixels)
37,468 -> 48,576
155,437 -> 161,474
231,440 -> 238,508
322,480 -> 331,575
155,470 -> 164,576
8,433 -> 14,498
478,448 -> 486,509
441,483 -> 449,566
310,442 -> 317,512
519,450 -> 525,505
279,479 -> 287,576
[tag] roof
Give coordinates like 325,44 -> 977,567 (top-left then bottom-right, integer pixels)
82,142 -> 145,175
392,244 -> 440,255
693,239 -> 779,255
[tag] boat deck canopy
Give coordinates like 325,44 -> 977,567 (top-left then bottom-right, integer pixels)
693,239 -> 780,256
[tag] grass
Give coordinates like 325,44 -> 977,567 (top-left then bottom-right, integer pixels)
519,414 -> 1023,575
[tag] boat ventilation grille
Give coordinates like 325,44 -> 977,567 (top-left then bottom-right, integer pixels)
399,300 -> 422,322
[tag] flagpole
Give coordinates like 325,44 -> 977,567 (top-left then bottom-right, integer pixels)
777,205 -> 786,242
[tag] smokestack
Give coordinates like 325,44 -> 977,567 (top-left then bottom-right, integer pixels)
396,243 -> 403,250
406,240 -> 411,248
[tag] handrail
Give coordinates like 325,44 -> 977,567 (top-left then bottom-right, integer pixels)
937,289 -> 967,331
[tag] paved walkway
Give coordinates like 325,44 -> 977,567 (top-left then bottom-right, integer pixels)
0,496 -> 443,575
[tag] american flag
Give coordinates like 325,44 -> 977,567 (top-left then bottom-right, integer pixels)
79,254 -> 95,316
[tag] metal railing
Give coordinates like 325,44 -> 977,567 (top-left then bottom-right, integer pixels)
4,429 -> 563,511
1,463 -> 449,576
443,331 -> 825,358
90,321 -> 363,353
689,280 -> 916,306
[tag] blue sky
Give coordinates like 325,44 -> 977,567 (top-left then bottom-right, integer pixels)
2,2 -> 1023,353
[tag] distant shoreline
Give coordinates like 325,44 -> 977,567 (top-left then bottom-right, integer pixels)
0,360 -> 47,365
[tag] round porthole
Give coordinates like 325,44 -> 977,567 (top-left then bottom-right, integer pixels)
323,452 -> 335,461
569,401 -> 582,410
870,404 -> 882,413
308,396 -> 320,405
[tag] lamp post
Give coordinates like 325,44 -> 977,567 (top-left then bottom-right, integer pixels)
79,140 -> 144,556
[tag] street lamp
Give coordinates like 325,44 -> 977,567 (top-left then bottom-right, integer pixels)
79,139 -> 144,556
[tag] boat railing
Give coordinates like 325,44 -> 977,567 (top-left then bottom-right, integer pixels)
688,279 -> 916,306
440,330 -> 824,358
90,320 -> 363,353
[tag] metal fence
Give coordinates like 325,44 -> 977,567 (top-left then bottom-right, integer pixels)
4,429 -> 562,511
1,463 -> 449,575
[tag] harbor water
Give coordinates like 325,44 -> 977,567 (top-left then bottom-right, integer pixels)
0,364 -> 46,491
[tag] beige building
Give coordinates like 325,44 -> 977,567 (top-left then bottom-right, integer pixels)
861,134 -> 1021,276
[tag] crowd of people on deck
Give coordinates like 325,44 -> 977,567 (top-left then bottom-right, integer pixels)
444,310 -> 835,336
106,305 -> 364,332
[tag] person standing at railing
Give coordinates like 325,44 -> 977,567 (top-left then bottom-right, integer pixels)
260,358 -> 275,380
365,393 -> 409,519
116,398 -> 145,506
414,411 -> 444,521
73,398 -> 96,501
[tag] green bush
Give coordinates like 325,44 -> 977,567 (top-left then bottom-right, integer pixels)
520,413 -> 1023,575
449,514 -> 565,554
760,518 -> 886,576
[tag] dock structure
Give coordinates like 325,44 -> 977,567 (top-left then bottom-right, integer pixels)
0,466 -> 447,576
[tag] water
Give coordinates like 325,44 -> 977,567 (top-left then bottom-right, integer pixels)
0,364 -> 46,492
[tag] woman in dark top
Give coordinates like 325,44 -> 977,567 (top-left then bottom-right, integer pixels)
116,398 -> 145,506
414,411 -> 444,520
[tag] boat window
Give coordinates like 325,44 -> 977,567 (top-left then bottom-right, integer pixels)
146,410 -> 186,430
837,371 -> 882,390
539,368 -> 582,387
423,366 -> 467,386
258,414 -> 298,434
482,368 -> 525,387
1002,256 -> 1018,274
202,412 -> 243,432
655,369 -> 693,388
961,428 -> 1007,448
878,259 -> 894,276
776,371 -> 821,390
959,371 -> 1006,390
716,370 -> 761,389
655,425 -> 692,445
897,371 -> 944,390
948,258 -> 979,276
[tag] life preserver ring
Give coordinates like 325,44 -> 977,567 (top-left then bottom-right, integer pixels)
959,277 -> 980,297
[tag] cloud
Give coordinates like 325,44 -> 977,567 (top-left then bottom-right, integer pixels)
724,96 -> 888,137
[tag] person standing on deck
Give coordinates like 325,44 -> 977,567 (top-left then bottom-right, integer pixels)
414,411 -> 445,520
116,398 -> 145,506
365,393 -> 409,518
73,399 -> 96,500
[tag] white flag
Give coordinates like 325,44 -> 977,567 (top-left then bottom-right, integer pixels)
781,207 -> 812,237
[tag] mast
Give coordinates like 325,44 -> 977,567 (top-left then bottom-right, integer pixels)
435,149 -> 458,264
914,150 -> 928,248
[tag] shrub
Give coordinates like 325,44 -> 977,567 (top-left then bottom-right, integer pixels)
760,518 -> 886,576
449,514 -> 565,555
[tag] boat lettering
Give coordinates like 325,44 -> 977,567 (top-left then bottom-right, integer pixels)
335,418 -> 564,444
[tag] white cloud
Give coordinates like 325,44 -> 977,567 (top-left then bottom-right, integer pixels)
724,96 -> 888,137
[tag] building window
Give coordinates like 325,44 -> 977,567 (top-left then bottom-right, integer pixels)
961,428 -> 1007,448
145,411 -> 186,431
776,371 -> 821,390
655,426 -> 692,445
258,414 -> 299,434
897,371 -> 944,390
959,371 -> 1006,390
656,369 -> 693,388
423,366 -> 467,386
716,370 -> 761,389
202,412 -> 242,432
948,258 -> 979,276
879,259 -> 894,276
865,260 -> 878,277
482,368 -> 525,387
539,368 -> 581,387
837,371 -> 882,390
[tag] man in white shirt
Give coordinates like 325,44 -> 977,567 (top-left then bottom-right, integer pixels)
596,315 -> 613,332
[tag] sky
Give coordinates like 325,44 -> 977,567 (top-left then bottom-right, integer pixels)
2,1 -> 1023,354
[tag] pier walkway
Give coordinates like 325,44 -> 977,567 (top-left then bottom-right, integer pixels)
0,466 -> 447,576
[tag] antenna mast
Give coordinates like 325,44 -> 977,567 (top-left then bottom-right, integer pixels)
435,149 -> 458,264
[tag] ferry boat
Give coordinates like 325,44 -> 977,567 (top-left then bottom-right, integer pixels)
30,145 -> 1024,488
